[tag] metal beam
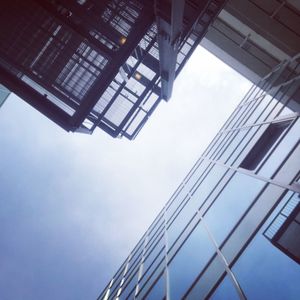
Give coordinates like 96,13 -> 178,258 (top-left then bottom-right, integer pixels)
33,0 -> 114,58
155,0 -> 185,101
70,4 -> 154,129
0,65 -> 74,131
225,0 -> 300,56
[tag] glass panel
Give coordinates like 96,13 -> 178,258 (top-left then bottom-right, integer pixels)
232,193 -> 300,300
185,254 -> 226,300
143,238 -> 164,275
219,128 -> 249,163
108,263 -> 127,297
227,126 -> 259,166
144,234 -> 164,259
256,94 -> 277,123
259,118 -> 300,178
210,275 -> 240,300
212,131 -> 235,161
168,221 -> 215,300
166,161 -> 211,221
204,173 -> 265,245
143,273 -> 165,300
240,120 -> 292,171
146,225 -> 164,253
119,271 -> 139,300
167,165 -> 227,248
139,250 -> 164,289
136,262 -> 164,300
232,124 -> 268,167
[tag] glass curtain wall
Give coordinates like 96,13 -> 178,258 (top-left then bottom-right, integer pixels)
98,55 -> 300,300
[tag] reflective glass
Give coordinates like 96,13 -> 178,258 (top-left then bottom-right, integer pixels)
210,275 -> 240,300
136,262 -> 164,300
143,238 -> 164,274
146,225 -> 164,252
212,131 -> 235,160
108,263 -> 127,297
139,250 -> 164,288
166,161 -> 211,221
119,271 -> 138,300
204,173 -> 265,245
265,99 -> 284,121
168,222 -> 215,300
143,273 -> 165,300
227,126 -> 257,166
167,164 -> 227,248
219,128 -> 248,163
233,124 -> 268,167
185,254 -> 225,299
259,119 -> 300,178
240,99 -> 259,126
256,94 -> 276,122
211,132 -> 233,160
233,193 -> 300,299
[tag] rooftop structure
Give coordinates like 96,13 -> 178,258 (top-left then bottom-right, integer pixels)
0,0 -> 225,139
202,0 -> 300,84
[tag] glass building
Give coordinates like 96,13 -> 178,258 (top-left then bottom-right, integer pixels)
97,55 -> 300,299
0,84 -> 10,108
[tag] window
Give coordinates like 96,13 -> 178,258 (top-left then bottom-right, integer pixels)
168,221 -> 215,300
232,192 -> 300,299
264,193 -> 300,264
210,275 -> 240,300
240,120 -> 292,170
203,172 -> 265,245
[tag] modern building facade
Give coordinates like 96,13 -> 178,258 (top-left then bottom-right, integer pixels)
97,55 -> 300,299
0,84 -> 10,108
201,0 -> 300,84
0,0 -> 225,139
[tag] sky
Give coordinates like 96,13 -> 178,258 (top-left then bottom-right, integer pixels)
0,46 -> 251,300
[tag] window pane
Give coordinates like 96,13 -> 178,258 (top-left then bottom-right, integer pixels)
232,194 -> 300,299
166,161 -> 211,221
168,222 -> 215,300
240,120 -> 292,170
167,165 -> 227,248
259,119 -> 300,178
219,128 -> 249,163
144,273 -> 165,300
139,250 -> 164,289
204,173 -> 265,244
211,275 -> 240,300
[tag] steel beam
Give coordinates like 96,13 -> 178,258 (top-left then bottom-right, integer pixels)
155,0 -> 185,101
0,65 -> 74,131
70,4 -> 154,129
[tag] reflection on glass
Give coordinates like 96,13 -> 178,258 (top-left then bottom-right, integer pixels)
240,120 -> 291,171
210,275 -> 240,300
204,173 -> 265,244
119,271 -> 138,300
259,119 -> 300,178
167,165 -> 226,248
143,273 -> 165,300
219,128 -> 248,163
168,222 -> 215,300
233,193 -> 300,299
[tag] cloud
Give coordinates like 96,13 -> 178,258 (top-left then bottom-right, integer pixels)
0,46 -> 251,300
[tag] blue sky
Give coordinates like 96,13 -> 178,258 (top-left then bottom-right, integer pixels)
0,47 -> 251,300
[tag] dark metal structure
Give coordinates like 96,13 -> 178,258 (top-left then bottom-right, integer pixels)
0,0 -> 225,139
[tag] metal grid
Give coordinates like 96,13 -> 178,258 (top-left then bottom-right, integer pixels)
264,194 -> 300,240
0,0 -> 226,139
